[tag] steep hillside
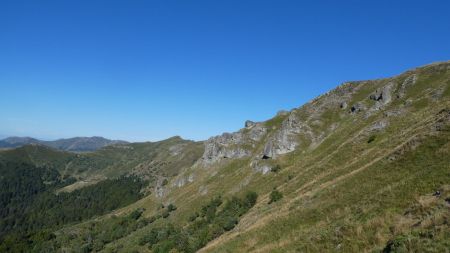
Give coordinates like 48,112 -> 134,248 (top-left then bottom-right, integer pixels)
0,61 -> 449,253
98,61 -> 449,253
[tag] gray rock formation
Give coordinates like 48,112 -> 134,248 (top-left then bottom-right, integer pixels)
350,102 -> 366,114
251,160 -> 271,174
384,108 -> 407,117
198,133 -> 248,165
245,120 -> 256,128
173,174 -> 195,188
197,120 -> 268,165
247,123 -> 267,141
369,81 -> 395,109
262,112 -> 309,159
397,74 -> 417,98
368,119 -> 389,131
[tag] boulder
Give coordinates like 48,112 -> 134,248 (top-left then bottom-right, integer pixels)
245,120 -> 256,128
368,119 -> 389,131
369,82 -> 395,110
350,103 -> 365,113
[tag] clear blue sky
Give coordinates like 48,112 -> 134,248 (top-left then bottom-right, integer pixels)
1,0 -> 449,142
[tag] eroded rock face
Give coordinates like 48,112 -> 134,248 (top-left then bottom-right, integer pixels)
173,174 -> 195,188
262,113 -> 310,159
198,123 -> 267,165
370,81 -> 396,110
251,160 -> 271,174
397,74 -> 417,98
201,136 -> 249,164
247,123 -> 267,141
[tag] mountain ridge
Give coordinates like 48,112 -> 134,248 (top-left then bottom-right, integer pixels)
0,136 -> 128,152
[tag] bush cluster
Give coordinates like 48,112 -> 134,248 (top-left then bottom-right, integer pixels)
139,191 -> 258,253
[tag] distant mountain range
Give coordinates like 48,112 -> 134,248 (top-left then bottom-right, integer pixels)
0,136 -> 128,152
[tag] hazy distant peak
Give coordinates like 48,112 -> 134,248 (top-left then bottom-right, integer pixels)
0,136 -> 128,152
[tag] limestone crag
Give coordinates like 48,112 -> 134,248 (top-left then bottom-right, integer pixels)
397,74 -> 418,98
262,112 -> 309,158
370,81 -> 396,110
198,123 -> 267,165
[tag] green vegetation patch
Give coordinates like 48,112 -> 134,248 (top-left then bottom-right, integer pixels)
139,191 -> 258,253
0,161 -> 147,252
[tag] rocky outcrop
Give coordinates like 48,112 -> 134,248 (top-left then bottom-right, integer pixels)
368,119 -> 389,131
247,123 -> 267,141
369,81 -> 396,110
397,74 -> 417,98
350,102 -> 366,114
204,134 -> 248,161
262,112 -> 311,159
245,120 -> 256,128
383,108 -> 407,117
250,160 -> 271,174
198,122 -> 268,165
173,174 -> 194,188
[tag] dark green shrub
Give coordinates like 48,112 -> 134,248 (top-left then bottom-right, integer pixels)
147,216 -> 157,224
188,212 -> 199,222
271,164 -> 281,173
129,208 -> 144,220
269,189 -> 283,204
244,191 -> 258,207
167,204 -> 177,212
222,216 -> 238,231
162,210 -> 170,219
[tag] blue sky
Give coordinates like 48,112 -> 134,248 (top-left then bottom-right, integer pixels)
1,0 -> 449,142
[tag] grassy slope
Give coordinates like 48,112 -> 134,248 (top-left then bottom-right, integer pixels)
23,62 -> 450,252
